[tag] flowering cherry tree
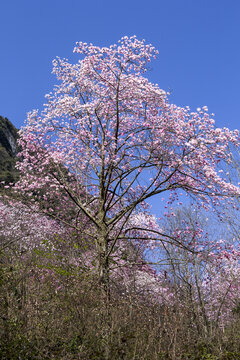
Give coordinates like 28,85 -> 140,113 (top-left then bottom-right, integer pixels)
15,36 -> 240,295
0,198 -> 65,252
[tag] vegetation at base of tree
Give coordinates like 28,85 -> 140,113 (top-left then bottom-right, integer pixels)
1,245 -> 240,360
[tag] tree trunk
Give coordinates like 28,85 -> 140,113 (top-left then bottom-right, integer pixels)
98,226 -> 111,359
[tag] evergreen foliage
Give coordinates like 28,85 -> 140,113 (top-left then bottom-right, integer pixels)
0,116 -> 19,185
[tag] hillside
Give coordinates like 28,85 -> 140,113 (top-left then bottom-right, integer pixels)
1,116 -> 240,359
0,116 -> 19,184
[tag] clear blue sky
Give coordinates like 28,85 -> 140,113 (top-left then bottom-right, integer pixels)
1,0 -> 239,132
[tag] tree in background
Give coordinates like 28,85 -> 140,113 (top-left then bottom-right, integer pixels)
14,36 -> 240,306
161,206 -> 240,336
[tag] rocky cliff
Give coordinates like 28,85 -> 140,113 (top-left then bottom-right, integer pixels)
0,116 -> 19,184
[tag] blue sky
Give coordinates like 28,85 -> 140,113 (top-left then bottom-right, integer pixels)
1,0 -> 239,132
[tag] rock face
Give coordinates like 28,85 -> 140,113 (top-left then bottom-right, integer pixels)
0,116 -> 19,184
